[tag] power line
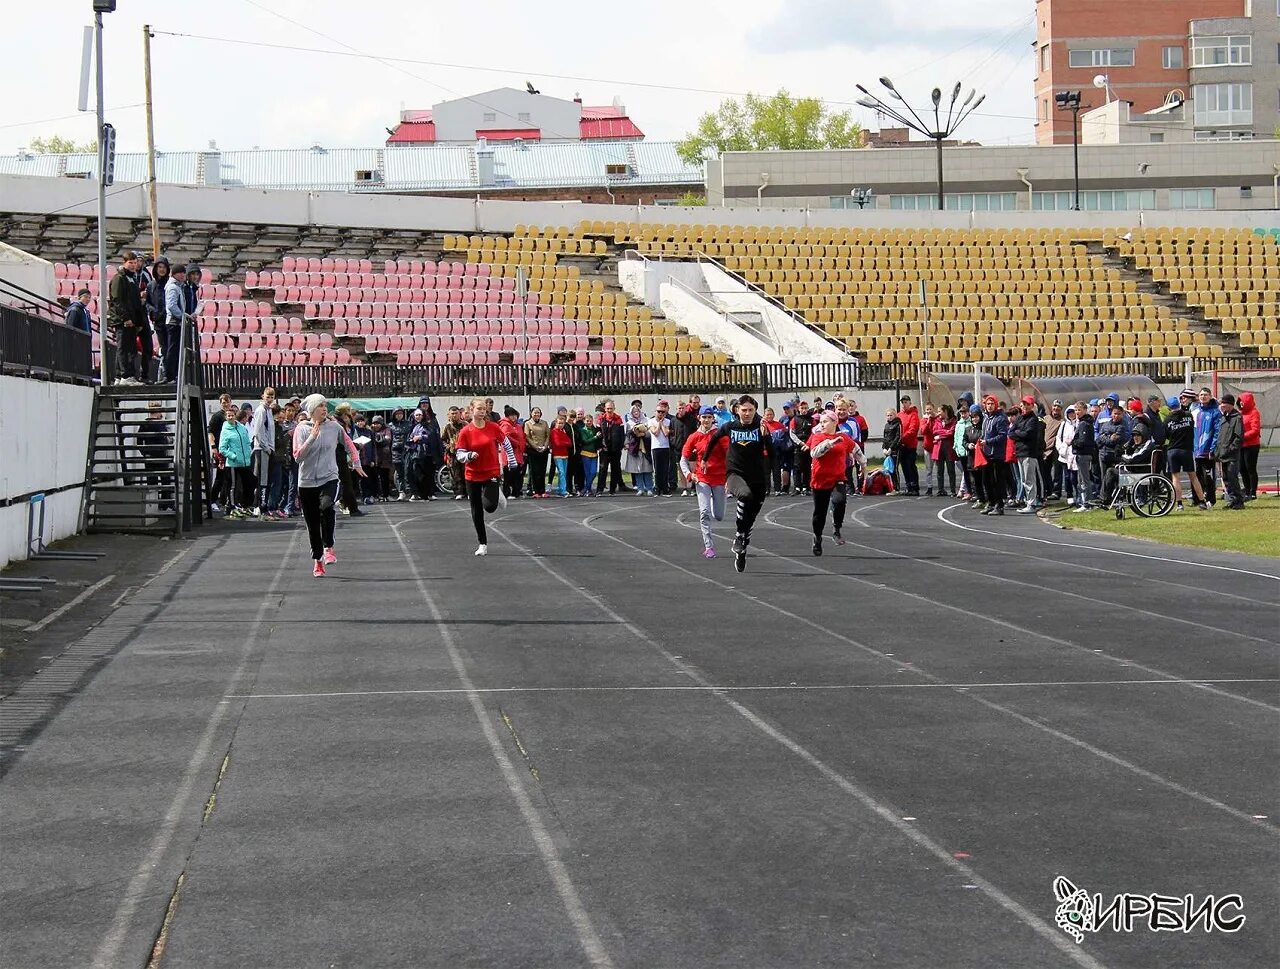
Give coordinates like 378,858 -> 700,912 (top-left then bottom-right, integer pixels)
0,104 -> 144,133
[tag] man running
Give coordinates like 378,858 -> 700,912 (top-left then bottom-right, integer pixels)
701,395 -> 771,572
454,398 -> 518,556
806,410 -> 853,556
680,406 -> 729,558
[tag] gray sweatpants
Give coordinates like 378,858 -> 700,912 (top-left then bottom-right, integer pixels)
1018,456 -> 1041,506
696,481 -> 726,549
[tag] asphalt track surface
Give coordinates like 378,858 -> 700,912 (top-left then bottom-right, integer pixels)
2,495 -> 1277,969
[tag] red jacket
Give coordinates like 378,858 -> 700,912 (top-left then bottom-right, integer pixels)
898,405 -> 920,449
682,429 -> 728,486
921,414 -> 935,451
550,425 -> 573,458
1240,392 -> 1261,448
499,418 -> 526,464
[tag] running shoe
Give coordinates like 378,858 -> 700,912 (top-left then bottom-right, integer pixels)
312,560 -> 325,577
474,544 -> 488,556
210,503 -> 222,515
731,534 -> 745,554
323,547 -> 337,565
812,538 -> 822,556
833,530 -> 846,546
703,546 -> 716,559
734,548 -> 746,572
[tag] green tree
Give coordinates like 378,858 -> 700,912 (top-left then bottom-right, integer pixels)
28,134 -> 96,154
675,191 -> 707,206
676,90 -> 863,166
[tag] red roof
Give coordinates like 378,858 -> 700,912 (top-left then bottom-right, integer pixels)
475,128 -> 542,141
385,106 -> 642,145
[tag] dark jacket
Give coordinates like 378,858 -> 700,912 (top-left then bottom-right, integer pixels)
389,412 -> 412,460
1009,412 -> 1042,459
881,416 -> 902,453
598,413 -> 626,454
1164,409 -> 1193,452
145,272 -> 170,325
373,426 -> 394,469
704,417 -> 771,484
1215,409 -> 1243,460
108,268 -> 146,330
980,410 -> 1009,461
64,301 -> 92,334
1144,406 -> 1166,447
1071,414 -> 1097,456
1095,415 -> 1130,462
135,417 -> 172,460
1121,436 -> 1157,471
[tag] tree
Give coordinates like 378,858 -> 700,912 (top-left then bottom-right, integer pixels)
675,191 -> 706,207
28,134 -> 96,154
676,90 -> 863,166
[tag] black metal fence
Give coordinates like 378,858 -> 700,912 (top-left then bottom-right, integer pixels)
0,302 -> 95,383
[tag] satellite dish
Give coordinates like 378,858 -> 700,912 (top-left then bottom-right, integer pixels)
1092,74 -> 1108,89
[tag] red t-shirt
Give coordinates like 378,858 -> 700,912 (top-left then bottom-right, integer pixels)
682,428 -> 729,486
456,422 -> 507,482
550,425 -> 573,458
807,432 -> 853,491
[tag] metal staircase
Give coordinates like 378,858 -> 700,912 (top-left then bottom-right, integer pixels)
83,318 -> 209,534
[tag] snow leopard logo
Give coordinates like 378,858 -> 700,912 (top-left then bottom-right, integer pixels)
1054,876 -> 1095,944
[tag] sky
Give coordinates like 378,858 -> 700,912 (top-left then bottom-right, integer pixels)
1,0 -> 1037,155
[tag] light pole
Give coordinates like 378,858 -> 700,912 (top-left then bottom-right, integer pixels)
855,78 -> 985,212
1055,90 -> 1083,210
849,187 -> 873,209
93,0 -> 117,386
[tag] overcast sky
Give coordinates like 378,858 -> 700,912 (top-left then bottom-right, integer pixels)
2,0 -> 1036,155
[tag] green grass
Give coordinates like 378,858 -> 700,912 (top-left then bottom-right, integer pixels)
1052,499 -> 1280,557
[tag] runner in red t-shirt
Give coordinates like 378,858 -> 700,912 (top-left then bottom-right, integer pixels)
679,406 -> 730,558
454,398 -> 517,556
806,410 -> 853,556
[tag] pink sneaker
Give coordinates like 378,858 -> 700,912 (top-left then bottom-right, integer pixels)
313,561 -> 325,577
275,510 -> 289,520
323,547 -> 337,565
703,547 -> 716,559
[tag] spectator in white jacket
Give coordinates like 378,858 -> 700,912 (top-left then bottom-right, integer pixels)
1056,404 -> 1079,506
249,387 -> 277,517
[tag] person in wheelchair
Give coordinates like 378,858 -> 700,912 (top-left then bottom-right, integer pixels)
1104,424 -> 1158,503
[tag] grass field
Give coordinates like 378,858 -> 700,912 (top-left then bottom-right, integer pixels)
1054,500 -> 1280,557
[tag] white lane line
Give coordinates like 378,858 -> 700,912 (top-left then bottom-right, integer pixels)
938,503 -> 1280,581
25,575 -> 116,634
765,505 -> 1278,650
91,536 -> 297,969
492,516 -> 1112,969
229,678 -> 1280,700
544,504 -> 1279,835
384,512 -> 614,969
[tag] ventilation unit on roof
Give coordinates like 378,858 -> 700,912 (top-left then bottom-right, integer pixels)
354,169 -> 381,183
513,137 -> 528,150
605,162 -> 633,179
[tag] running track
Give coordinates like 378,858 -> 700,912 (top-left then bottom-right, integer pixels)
2,496 -> 1277,968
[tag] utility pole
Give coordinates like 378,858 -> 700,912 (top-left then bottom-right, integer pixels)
94,4 -> 109,386
143,24 -> 160,259
1056,91 -> 1083,210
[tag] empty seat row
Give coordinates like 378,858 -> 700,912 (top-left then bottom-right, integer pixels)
365,334 -> 590,353
278,285 -> 520,305
331,318 -> 586,337
302,301 -> 566,321
254,272 -> 516,292
200,331 -> 333,350
202,348 -> 351,365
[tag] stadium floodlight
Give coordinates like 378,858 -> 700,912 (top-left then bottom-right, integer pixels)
855,78 -> 985,211
850,187 -> 874,208
1055,90 -> 1084,210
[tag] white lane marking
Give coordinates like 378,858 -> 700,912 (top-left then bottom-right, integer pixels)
543,504 -> 1279,834
384,512 -> 614,969
91,537 -> 296,969
229,678 -> 1280,700
25,575 -> 116,634
938,503 -> 1280,581
492,517 -> 1112,969
109,587 -> 134,608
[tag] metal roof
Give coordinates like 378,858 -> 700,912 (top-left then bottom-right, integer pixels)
219,148 -> 383,191
381,146 -> 473,190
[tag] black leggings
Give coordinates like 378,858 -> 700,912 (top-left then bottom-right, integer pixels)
468,478 -> 501,544
1241,445 -> 1260,498
298,480 -> 338,561
812,483 -> 847,538
726,473 -> 766,544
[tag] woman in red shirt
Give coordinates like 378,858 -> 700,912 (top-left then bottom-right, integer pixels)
679,406 -> 730,558
454,398 -> 517,556
549,410 -> 574,497
806,410 -> 853,556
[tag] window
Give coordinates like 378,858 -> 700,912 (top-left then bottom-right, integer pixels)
889,193 -> 1017,211
517,112 -> 532,123
1194,129 -> 1256,140
1033,190 -> 1155,211
1040,45 -> 1049,72
482,112 -> 496,123
1193,82 -> 1252,126
1162,46 -> 1184,69
1149,132 -> 1164,142
1169,189 -> 1215,209
1069,48 -> 1134,68
1191,35 -> 1251,67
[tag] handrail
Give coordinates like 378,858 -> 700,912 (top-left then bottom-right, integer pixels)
0,273 -> 64,314
691,250 -> 854,358
664,274 -> 780,353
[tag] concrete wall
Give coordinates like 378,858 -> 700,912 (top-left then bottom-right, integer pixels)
433,89 -> 581,143
657,279 -> 780,364
0,242 -> 54,309
0,377 -> 94,569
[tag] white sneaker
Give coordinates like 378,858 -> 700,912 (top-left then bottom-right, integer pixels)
210,502 -> 222,514
251,507 -> 263,518
681,489 -> 689,497
474,544 -> 488,556
1072,506 -> 1089,514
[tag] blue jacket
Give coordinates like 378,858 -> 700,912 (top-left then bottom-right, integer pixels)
1192,400 -> 1220,458
1095,415 -> 1130,460
980,411 -> 1009,460
219,421 -> 252,468
64,301 -> 92,334
712,406 -> 732,427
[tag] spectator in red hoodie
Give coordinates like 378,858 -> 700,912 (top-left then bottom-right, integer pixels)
896,395 -> 922,496
1239,392 -> 1261,500
499,406 -> 526,499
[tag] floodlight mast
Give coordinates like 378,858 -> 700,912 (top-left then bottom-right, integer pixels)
856,78 -> 985,211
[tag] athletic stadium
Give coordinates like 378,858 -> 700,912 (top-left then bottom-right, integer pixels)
2,3 -> 1278,968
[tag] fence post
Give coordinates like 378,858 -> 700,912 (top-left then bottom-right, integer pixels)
759,363 -> 770,408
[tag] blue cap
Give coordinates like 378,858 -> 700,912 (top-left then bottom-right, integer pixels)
1106,392 -> 1120,402
1088,398 -> 1101,406
699,405 -> 716,416
1166,396 -> 1180,408
968,404 -> 981,415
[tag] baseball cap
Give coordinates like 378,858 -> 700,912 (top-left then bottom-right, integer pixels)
1088,398 -> 1101,406
630,399 -> 643,407
658,399 -> 669,407
1021,395 -> 1035,405
1147,394 -> 1162,402
1127,400 -> 1143,413
1051,399 -> 1063,406
1106,392 -> 1120,402
699,405 -> 716,416
782,402 -> 793,409
1166,396 -> 1180,408
1221,393 -> 1236,405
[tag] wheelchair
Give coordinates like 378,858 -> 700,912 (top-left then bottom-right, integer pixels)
1107,466 -> 1176,519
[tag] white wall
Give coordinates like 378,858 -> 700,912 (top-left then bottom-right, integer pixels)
0,241 -> 54,307
0,377 -> 94,568
698,263 -> 847,363
658,282 -> 779,363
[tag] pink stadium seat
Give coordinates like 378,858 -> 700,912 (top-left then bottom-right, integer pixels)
282,256 -> 296,273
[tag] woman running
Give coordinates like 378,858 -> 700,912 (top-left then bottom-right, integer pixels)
806,410 -> 853,556
680,406 -> 729,558
701,395 -> 771,572
454,398 -> 517,556
293,394 -> 364,577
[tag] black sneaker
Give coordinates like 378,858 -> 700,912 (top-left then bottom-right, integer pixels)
812,538 -> 822,556
993,505 -> 1005,516
734,548 -> 746,572
731,534 -> 746,555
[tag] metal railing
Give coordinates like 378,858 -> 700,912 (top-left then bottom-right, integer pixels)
0,300 -> 94,383
664,274 -> 780,353
173,315 -> 208,532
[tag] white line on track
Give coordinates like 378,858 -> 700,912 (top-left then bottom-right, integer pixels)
91,536 -> 297,969
383,511 -> 614,969
937,503 -> 1280,581
25,575 -> 115,634
491,515 -> 1113,969
546,503 -> 1279,834
229,678 -> 1280,700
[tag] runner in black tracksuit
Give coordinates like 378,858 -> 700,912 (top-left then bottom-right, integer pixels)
701,395 -> 771,573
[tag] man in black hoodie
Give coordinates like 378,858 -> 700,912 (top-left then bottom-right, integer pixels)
1009,396 -> 1045,512
109,251 -> 148,383
702,395 -> 771,573
1216,394 -> 1246,510
789,399 -> 815,495
145,257 -> 171,381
